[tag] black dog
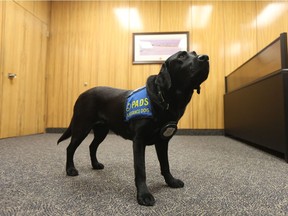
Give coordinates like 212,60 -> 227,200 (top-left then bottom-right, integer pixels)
58,51 -> 209,206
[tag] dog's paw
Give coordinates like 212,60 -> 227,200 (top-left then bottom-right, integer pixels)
167,178 -> 184,188
92,162 -> 104,170
137,193 -> 155,206
66,167 -> 79,176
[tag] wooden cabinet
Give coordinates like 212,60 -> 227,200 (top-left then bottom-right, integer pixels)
224,33 -> 288,162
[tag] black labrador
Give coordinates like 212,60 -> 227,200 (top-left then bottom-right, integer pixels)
58,51 -> 209,206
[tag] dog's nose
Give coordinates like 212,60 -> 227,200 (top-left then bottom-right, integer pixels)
198,55 -> 209,62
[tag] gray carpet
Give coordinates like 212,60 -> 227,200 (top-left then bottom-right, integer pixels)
1,134 -> 288,215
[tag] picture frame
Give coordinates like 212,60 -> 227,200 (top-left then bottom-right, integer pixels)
132,32 -> 189,64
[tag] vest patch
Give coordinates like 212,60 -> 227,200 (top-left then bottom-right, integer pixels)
125,87 -> 153,121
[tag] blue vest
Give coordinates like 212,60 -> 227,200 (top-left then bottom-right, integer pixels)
125,87 -> 153,121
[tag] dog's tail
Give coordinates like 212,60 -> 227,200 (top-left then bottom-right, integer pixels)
57,123 -> 72,145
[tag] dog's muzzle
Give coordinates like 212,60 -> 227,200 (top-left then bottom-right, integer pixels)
197,55 -> 209,62
193,54 -> 209,94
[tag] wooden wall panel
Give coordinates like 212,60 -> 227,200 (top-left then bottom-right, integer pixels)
0,1 -> 49,138
223,1 -> 257,75
14,0 -> 51,24
46,2 -> 72,128
129,1 -> 161,90
256,1 -> 288,51
160,0 -> 192,128
47,1 -> 164,127
160,1 -> 191,32
97,1 -> 130,89
0,2 -> 3,136
47,1 -> 131,127
33,1 -> 51,24
189,1 -> 225,129
46,0 -> 288,130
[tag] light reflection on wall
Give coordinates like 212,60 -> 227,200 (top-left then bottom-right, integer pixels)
252,3 -> 288,27
228,42 -> 241,56
190,5 -> 213,29
114,8 -> 142,30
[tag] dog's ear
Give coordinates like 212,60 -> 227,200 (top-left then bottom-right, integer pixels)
155,64 -> 171,91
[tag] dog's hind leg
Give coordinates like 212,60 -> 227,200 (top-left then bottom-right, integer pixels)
66,129 -> 91,176
90,124 -> 109,170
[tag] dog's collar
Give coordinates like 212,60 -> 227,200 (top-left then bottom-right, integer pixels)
160,122 -> 177,139
156,83 -> 169,110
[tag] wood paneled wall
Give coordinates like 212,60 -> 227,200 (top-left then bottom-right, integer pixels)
0,1 -> 50,138
1,1 -> 286,139
14,0 -> 50,24
256,2 -> 288,51
0,2 -> 3,133
46,1 -> 286,130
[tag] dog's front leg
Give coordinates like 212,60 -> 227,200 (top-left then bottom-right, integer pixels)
133,139 -> 155,206
155,141 -> 184,188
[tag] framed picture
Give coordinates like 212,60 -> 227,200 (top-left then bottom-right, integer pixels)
132,32 -> 189,64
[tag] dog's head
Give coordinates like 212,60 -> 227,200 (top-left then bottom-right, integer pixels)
156,51 -> 209,94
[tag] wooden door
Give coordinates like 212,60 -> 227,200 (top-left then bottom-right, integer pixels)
0,2 -> 48,138
0,2 -> 3,136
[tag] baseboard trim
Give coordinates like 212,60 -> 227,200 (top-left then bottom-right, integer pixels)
46,128 -> 224,136
176,129 -> 224,136
46,128 -> 67,133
